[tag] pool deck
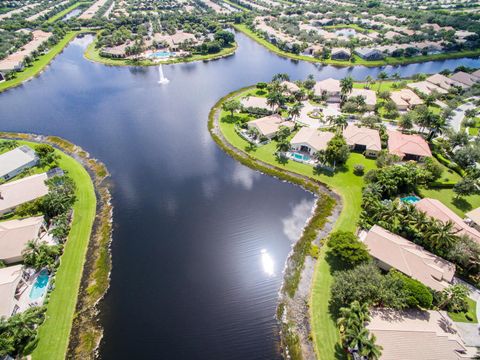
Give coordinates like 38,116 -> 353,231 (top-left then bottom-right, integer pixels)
10,268 -> 49,317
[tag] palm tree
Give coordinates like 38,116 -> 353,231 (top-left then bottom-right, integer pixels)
365,75 -> 374,89
330,115 -> 348,131
425,220 -> 458,255
267,91 -> 286,113
340,76 -> 354,103
276,140 -> 290,154
288,102 -> 303,121
359,333 -> 383,360
428,115 -> 449,141
377,71 -> 388,91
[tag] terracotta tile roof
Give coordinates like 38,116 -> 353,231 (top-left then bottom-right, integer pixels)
427,74 -> 466,90
290,128 -> 335,152
390,89 -> 423,108
247,114 -> 294,137
415,198 -> 480,244
0,216 -> 44,263
0,173 -> 49,214
363,225 -> 455,291
0,264 -> 22,318
387,130 -> 432,158
343,124 -> 381,151
349,88 -> 377,107
450,71 -> 480,87
314,78 -> 341,95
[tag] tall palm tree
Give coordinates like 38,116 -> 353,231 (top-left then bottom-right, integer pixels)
359,333 -> 383,360
267,91 -> 286,113
340,76 -> 354,103
288,102 -> 304,121
426,220 -> 458,255
377,71 -> 388,91
276,140 -> 291,154
365,75 -> 374,89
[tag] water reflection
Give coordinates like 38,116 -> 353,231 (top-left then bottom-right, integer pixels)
282,198 -> 316,242
231,162 -> 260,190
261,249 -> 275,276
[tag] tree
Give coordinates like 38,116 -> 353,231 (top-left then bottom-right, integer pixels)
359,333 -> 382,360
423,157 -> 443,182
453,177 -> 479,199
266,91 -> 286,112
340,76 -> 353,103
398,112 -> 415,130
222,99 -> 241,118
214,30 -> 234,45
276,140 -> 290,153
325,135 -> 350,167
377,71 -> 388,90
272,73 -> 289,82
34,144 -> 59,169
328,231 -> 370,267
438,284 -> 469,312
329,115 -> 348,131
42,176 -> 77,219
22,241 -> 60,271
288,102 -> 303,121
276,125 -> 291,142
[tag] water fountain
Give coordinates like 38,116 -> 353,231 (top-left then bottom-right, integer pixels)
158,64 -> 169,84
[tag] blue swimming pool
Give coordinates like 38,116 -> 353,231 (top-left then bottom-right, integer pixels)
292,153 -> 310,161
401,195 -> 421,204
148,51 -> 173,59
29,270 -> 49,300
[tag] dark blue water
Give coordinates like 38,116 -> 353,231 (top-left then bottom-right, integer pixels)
0,32 -> 479,360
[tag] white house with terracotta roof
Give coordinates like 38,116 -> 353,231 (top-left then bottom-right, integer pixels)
280,81 -> 300,94
290,128 -> 335,156
0,146 -> 38,181
387,130 -> 432,161
414,198 -> 480,244
0,264 -> 23,318
361,225 -> 455,291
313,78 -> 341,102
0,216 -> 47,264
450,71 -> 480,88
241,96 -> 272,110
407,81 -> 448,96
367,308 -> 476,360
390,89 -> 423,110
0,173 -> 49,215
247,114 -> 295,139
343,124 -> 381,157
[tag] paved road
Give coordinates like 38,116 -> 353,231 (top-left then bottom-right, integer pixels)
450,100 -> 478,132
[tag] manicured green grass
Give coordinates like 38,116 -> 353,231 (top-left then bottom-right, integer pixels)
448,298 -> 478,323
84,35 -> 237,66
232,24 -> 480,67
420,187 -> 480,217
46,2 -> 89,23
218,90 -> 377,359
353,80 -> 412,92
17,142 -> 97,360
0,31 -> 83,93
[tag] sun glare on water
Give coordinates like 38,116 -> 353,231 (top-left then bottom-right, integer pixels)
261,249 -> 274,276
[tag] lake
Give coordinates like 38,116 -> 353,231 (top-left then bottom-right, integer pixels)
0,31 -> 479,359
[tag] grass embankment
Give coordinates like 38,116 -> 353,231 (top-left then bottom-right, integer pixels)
0,31 -> 83,93
0,139 -> 96,360
46,2 -> 90,23
84,35 -> 237,66
214,87 -> 377,359
232,23 -> 480,67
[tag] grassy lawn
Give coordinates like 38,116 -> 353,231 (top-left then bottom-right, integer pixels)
9,142 -> 98,360
232,24 -> 480,68
218,90 -> 377,358
353,80 -> 412,92
84,35 -> 237,66
448,298 -> 478,323
420,187 -> 480,217
46,2 -> 89,23
0,31 -> 82,93
323,24 -> 372,33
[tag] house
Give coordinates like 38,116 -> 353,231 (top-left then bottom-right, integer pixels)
407,81 -> 448,96
0,216 -> 47,264
390,89 -> 423,110
367,308 -> 476,360
426,74 -> 466,90
280,81 -> 300,94
313,78 -> 341,102
414,198 -> 480,244
0,146 -> 38,181
0,30 -> 52,72
241,96 -> 272,110
290,128 -> 335,156
247,114 -> 294,139
0,264 -> 23,318
361,225 -> 455,291
100,43 -> 128,58
472,69 -> 480,78
450,71 -> 480,88
152,31 -> 197,51
349,88 -> 377,110
0,173 -> 49,215
343,124 -> 381,157
387,130 -> 432,161
355,47 -> 384,60
330,47 -> 350,60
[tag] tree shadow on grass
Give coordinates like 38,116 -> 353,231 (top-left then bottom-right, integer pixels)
221,114 -> 242,124
453,197 -> 473,212
314,166 -> 334,177
244,143 -> 258,153
275,153 -> 289,165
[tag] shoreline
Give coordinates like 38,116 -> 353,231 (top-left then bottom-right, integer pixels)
233,24 -> 480,68
83,35 -> 238,67
208,88 -> 341,360
0,132 -> 113,360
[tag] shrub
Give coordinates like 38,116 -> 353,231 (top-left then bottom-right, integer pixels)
389,270 -> 433,309
328,231 -> 370,267
353,164 -> 365,176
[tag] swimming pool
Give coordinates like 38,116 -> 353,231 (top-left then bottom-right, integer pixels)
401,195 -> 421,204
148,51 -> 173,59
29,270 -> 49,301
292,153 -> 310,162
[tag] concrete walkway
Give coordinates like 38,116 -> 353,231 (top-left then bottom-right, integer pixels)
450,99 -> 479,132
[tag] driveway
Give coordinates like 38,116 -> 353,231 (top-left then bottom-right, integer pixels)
450,99 -> 478,132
